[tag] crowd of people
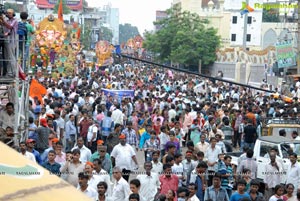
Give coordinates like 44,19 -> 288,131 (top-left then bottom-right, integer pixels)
1,20 -> 300,200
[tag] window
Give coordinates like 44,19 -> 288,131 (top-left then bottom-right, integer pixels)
260,142 -> 278,157
246,34 -> 251,42
231,34 -> 236,41
247,16 -> 252,24
232,16 -> 237,24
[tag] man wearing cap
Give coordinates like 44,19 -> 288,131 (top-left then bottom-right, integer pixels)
19,141 -> 36,162
90,140 -> 112,174
26,139 -> 42,165
35,118 -> 55,154
111,134 -> 139,181
84,161 -> 111,194
77,171 -> 97,199
41,137 -> 59,163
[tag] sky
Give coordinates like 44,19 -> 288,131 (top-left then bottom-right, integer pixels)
86,0 -> 173,34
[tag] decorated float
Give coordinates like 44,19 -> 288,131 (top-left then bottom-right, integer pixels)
29,14 -> 81,79
121,35 -> 145,59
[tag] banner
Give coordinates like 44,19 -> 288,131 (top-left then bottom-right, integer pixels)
101,89 -> 134,102
29,79 -> 47,104
275,41 -> 296,68
36,0 -> 82,10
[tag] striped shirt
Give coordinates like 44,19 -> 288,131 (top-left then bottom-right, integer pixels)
122,128 -> 138,147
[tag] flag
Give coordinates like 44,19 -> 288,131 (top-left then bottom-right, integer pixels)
58,0 -> 63,21
18,64 -> 26,80
29,79 -> 47,104
77,28 -> 81,39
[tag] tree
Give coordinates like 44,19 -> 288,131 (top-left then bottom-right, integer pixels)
4,3 -> 20,13
100,26 -> 113,42
81,22 -> 92,50
119,23 -> 140,44
143,5 -> 220,67
53,0 -> 71,14
262,8 -> 280,22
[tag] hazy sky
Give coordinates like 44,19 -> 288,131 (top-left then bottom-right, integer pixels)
86,0 -> 172,34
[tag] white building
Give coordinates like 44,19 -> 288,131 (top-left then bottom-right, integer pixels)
224,0 -> 263,48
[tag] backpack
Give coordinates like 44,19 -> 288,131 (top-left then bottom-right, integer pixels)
17,21 -> 28,42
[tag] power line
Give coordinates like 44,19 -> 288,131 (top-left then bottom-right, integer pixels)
119,54 -> 275,93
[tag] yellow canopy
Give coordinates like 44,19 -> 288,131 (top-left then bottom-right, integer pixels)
0,142 -> 92,201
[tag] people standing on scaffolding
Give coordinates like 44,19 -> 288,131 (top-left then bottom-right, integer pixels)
0,8 -> 18,77
19,11 -> 35,73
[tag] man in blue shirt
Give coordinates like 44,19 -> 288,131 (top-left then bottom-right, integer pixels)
26,139 -> 42,165
230,179 -> 250,201
139,124 -> 152,161
204,173 -> 229,201
193,161 -> 208,201
42,150 -> 61,176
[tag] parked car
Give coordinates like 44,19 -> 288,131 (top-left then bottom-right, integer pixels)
228,136 -> 300,184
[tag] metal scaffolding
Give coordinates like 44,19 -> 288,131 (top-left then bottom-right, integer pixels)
0,30 -> 29,146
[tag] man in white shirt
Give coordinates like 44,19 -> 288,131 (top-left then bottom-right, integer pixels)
187,183 -> 200,201
158,126 -> 170,157
195,134 -> 209,154
151,150 -> 163,174
96,181 -> 113,201
0,102 -> 16,130
111,134 -> 139,181
72,136 -> 92,163
92,158 -> 112,195
172,153 -> 185,187
19,141 -> 36,162
286,152 -> 300,195
77,172 -> 97,199
111,166 -> 130,201
111,104 -> 124,125
87,120 -> 98,153
54,110 -> 65,140
168,104 -> 177,122
84,161 -> 111,194
137,161 -> 160,201
205,137 -> 222,186
264,153 -> 283,199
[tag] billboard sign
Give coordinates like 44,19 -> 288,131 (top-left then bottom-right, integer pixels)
275,41 -> 296,68
36,0 -> 82,10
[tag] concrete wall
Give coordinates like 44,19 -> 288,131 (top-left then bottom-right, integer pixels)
204,62 -> 279,87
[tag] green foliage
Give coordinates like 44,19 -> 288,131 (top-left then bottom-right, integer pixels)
100,27 -> 113,42
119,23 -> 140,44
81,22 -> 92,50
53,0 -> 71,15
143,5 -> 220,67
83,0 -> 88,8
262,8 -> 280,22
4,3 -> 20,13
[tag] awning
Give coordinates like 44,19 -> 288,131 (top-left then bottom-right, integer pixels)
0,142 -> 92,201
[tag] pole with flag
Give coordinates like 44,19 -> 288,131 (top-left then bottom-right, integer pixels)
58,0 -> 63,21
